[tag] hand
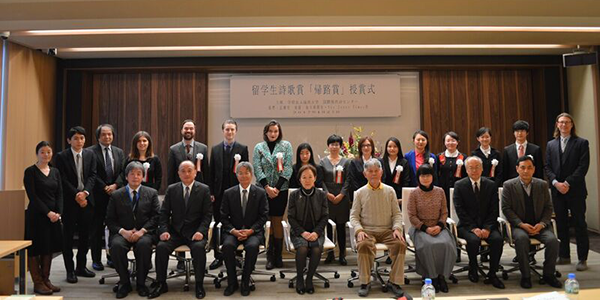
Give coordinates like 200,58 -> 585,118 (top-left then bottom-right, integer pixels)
427,226 -> 441,236
239,229 -> 254,237
532,223 -> 544,235
265,186 -> 277,199
309,232 -> 319,241
301,231 -> 312,240
78,199 -> 88,208
273,187 -> 280,197
47,211 -> 59,223
393,229 -> 405,242
555,182 -> 569,194
333,194 -> 344,204
232,229 -> 248,241
471,228 -> 483,239
520,223 -> 536,235
104,184 -> 118,195
356,231 -> 368,242
121,229 -> 135,243
210,195 -> 215,202
160,232 -> 171,241
481,229 -> 490,239
75,191 -> 87,202
192,232 -> 204,241
132,229 -> 145,242
327,193 -> 336,202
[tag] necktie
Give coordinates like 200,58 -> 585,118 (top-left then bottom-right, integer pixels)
132,190 -> 138,212
561,138 -> 567,153
105,147 -> 114,182
184,186 -> 190,208
226,144 -> 231,154
185,144 -> 192,160
518,145 -> 525,158
242,189 -> 248,218
76,153 -> 84,191
474,182 -> 480,197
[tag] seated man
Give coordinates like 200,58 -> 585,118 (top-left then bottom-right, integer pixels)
149,161 -> 213,299
453,156 -> 504,289
350,158 -> 410,299
105,161 -> 160,299
220,162 -> 269,297
502,155 -> 562,289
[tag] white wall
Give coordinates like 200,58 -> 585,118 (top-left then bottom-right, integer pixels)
567,65 -> 600,232
207,72 -> 421,164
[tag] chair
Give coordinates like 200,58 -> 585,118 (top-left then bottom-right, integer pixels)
213,221 -> 276,289
99,227 -> 156,289
279,189 -> 340,288
447,188 -> 503,283
497,187 -> 562,283
164,221 -> 217,291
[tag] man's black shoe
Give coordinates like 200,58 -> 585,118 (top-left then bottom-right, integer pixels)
488,276 -> 505,289
223,283 -> 238,296
195,285 -> 206,299
147,281 -> 168,299
324,252 -> 334,264
75,267 -> 96,278
339,256 -> 348,266
116,283 -> 132,299
137,284 -> 149,297
468,268 -> 479,283
92,261 -> 105,271
209,258 -> 223,270
520,277 -> 532,289
66,271 -> 78,283
106,259 -> 115,269
240,283 -> 251,296
387,281 -> 405,298
543,275 -> 562,289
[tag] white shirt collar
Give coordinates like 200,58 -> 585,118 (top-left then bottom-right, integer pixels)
181,181 -> 194,191
561,135 -> 571,142
100,144 -> 111,152
127,184 -> 141,195
480,146 -> 491,157
469,177 -> 481,188
444,149 -> 459,158
183,139 -> 195,146
516,141 -> 528,149
71,147 -> 83,156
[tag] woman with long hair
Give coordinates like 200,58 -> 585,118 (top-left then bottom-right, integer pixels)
119,131 -> 162,191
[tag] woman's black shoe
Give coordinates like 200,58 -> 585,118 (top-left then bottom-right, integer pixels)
296,278 -> 305,295
296,287 -> 305,295
339,256 -> 347,266
306,287 -> 314,294
438,275 -> 449,293
324,252 -> 334,264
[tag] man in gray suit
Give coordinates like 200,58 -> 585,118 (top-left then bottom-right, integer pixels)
168,119 -> 209,186
501,155 -> 561,289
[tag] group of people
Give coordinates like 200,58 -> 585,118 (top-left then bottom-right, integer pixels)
23,113 -> 590,299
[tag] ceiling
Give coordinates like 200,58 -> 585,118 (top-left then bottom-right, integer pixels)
1,0 -> 600,59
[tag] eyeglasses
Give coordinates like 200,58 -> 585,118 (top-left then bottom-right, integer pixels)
557,121 -> 572,125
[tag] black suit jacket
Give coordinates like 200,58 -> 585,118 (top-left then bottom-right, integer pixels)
220,184 -> 269,241
158,181 -> 213,239
88,144 -> 125,195
381,157 -> 411,199
544,136 -> 590,199
471,147 -> 503,187
209,141 -> 249,197
54,147 -> 97,207
105,185 -> 160,237
167,141 -> 209,185
501,142 -> 544,183
453,177 -> 499,231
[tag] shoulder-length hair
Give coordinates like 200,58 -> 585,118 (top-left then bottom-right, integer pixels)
129,131 -> 154,159
262,120 -> 283,143
553,112 -> 577,138
412,130 -> 431,158
382,137 -> 404,161
294,143 -> 317,174
357,136 -> 375,161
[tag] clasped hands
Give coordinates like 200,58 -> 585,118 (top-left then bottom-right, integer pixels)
232,229 -> 254,241
46,211 -> 60,223
520,223 -> 544,236
301,231 -> 319,242
554,182 -> 570,195
471,228 -> 491,239
75,192 -> 88,208
356,229 -> 404,243
121,228 -> 146,243
160,231 -> 204,242
326,193 -> 344,204
265,185 -> 279,199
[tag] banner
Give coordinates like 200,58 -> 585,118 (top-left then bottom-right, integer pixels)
230,74 -> 402,118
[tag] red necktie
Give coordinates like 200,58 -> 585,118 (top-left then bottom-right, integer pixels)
518,145 -> 525,158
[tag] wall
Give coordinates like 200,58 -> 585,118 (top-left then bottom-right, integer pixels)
2,42 -> 56,190
567,64 -> 600,232
207,73 -> 421,163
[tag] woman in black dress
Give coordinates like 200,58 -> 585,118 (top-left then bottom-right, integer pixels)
119,131 -> 162,191
289,142 -> 325,190
347,137 -> 378,201
381,137 -> 411,202
24,141 -> 63,295
436,131 -> 467,209
471,127 -> 503,187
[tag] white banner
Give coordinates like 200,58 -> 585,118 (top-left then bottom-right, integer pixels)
230,74 -> 402,118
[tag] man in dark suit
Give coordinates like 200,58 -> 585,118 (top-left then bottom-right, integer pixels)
453,156 -> 504,289
54,126 -> 97,283
149,161 -> 213,299
168,119 -> 209,185
501,156 -> 561,289
220,162 -> 269,297
544,113 -> 590,271
502,120 -> 544,183
208,119 -> 249,270
106,161 -> 160,298
88,124 -> 125,271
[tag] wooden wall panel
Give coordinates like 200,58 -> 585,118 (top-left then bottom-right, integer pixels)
422,69 -> 548,156
92,72 -> 208,193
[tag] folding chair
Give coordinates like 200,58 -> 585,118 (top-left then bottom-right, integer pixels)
498,187 -> 562,284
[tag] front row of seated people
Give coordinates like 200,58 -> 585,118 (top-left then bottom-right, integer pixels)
106,155 -> 563,299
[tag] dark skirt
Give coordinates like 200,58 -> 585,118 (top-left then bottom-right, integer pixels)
268,190 -> 289,217
25,209 -> 63,256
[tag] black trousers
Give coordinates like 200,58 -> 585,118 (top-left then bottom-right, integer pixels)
458,228 -> 503,274
90,194 -> 109,263
155,234 -> 207,284
222,234 -> 260,286
326,221 -> 346,257
110,234 -> 154,287
62,203 -> 93,272
212,194 -> 224,260
553,194 -> 589,261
